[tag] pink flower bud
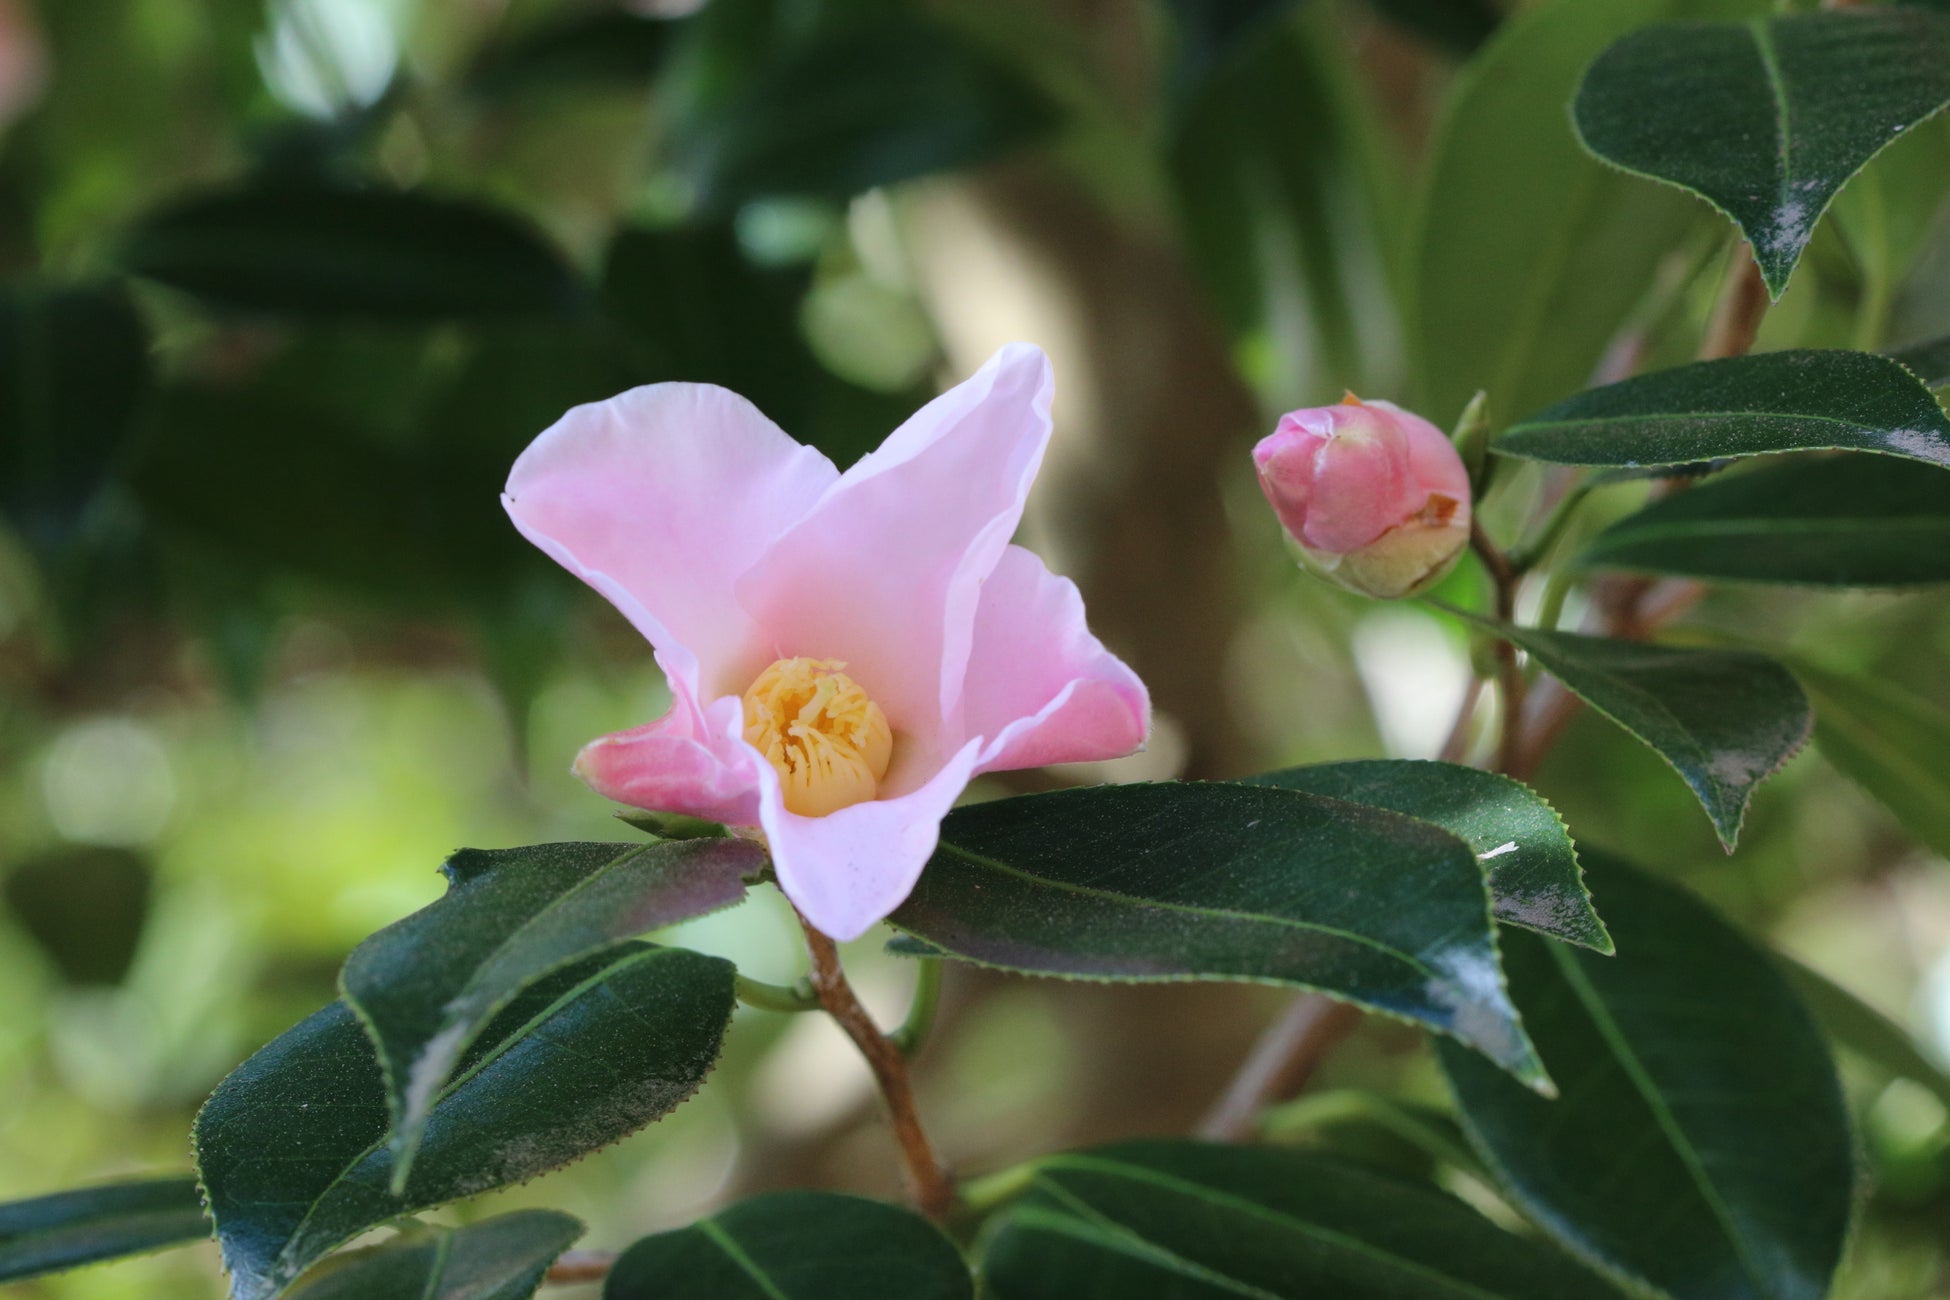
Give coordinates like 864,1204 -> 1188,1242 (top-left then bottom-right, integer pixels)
1252,394 -> 1472,599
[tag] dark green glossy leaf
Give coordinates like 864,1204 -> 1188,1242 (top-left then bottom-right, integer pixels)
1409,0 -> 1765,427
668,11 -> 1053,212
1784,958 -> 1950,1111
285,1211 -> 582,1300
1583,454 -> 1950,586
196,945 -> 733,1300
0,1178 -> 208,1283
0,282 -> 150,549
123,185 -> 584,320
343,838 -> 764,1191
1478,620 -> 1811,848
1246,760 -> 1610,953
1794,661 -> 1950,858
1438,856 -> 1853,1300
1365,0 -> 1501,55
1573,9 -> 1950,297
889,783 -> 1548,1089
466,11 -> 675,98
1893,334 -> 1950,387
1496,349 -> 1950,472
3,845 -> 151,985
980,1141 -> 1616,1299
604,1192 -> 971,1299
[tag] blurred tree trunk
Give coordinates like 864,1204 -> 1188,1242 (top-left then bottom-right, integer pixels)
905,160 -> 1260,779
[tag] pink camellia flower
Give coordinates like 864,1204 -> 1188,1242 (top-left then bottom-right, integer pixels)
1252,394 -> 1472,599
504,343 -> 1150,941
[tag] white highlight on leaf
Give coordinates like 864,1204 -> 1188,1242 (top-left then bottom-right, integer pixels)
1479,841 -> 1519,861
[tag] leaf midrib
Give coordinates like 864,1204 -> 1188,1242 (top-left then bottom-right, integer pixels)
930,840 -> 1442,979
1035,1156 -> 1516,1300
695,1217 -> 789,1300
1545,942 -> 1773,1295
269,946 -> 682,1288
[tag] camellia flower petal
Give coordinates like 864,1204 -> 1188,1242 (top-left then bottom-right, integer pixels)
504,343 -> 1150,940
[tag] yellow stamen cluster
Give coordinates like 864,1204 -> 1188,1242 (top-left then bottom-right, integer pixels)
741,658 -> 893,817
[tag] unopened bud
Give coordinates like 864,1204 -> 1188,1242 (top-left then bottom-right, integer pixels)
1252,394 -> 1472,599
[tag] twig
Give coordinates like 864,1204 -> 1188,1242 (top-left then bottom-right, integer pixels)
544,1250 -> 618,1286
1470,521 -> 1527,776
1699,243 -> 1770,361
797,914 -> 957,1220
1437,676 -> 1486,764
1194,995 -> 1362,1143
890,957 -> 943,1058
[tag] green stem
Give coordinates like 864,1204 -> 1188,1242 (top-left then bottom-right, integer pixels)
890,957 -> 943,1058
1507,481 -> 1591,575
957,1161 -> 1039,1218
1258,1089 -> 1486,1179
735,973 -> 821,1013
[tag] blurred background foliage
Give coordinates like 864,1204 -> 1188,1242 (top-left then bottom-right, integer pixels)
2,0 -> 1949,1294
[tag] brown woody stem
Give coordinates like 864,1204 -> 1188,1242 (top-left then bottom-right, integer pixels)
1195,995 -> 1362,1142
1470,520 -> 1527,777
543,1250 -> 618,1286
797,913 -> 958,1221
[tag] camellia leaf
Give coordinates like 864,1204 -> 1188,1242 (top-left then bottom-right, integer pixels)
465,10 -> 675,98
1496,350 -> 1950,472
979,1141 -> 1616,1299
604,1192 -> 972,1299
341,838 -> 765,1191
1437,855 -> 1853,1300
667,10 -> 1053,212
196,945 -> 733,1300
1793,661 -> 1950,859
1245,760 -> 1610,953
1408,0 -> 1767,427
123,185 -> 585,320
0,1178 -> 208,1284
1573,8 -> 1950,298
1582,454 -> 1950,586
284,1210 -> 583,1300
1893,333 -> 1950,387
1475,619 -> 1811,848
1783,958 -> 1950,1112
889,783 -> 1549,1090
0,282 -> 151,550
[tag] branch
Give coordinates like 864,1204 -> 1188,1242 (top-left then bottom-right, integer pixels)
797,914 -> 957,1220
544,1250 -> 617,1286
1194,995 -> 1362,1143
1470,521 -> 1527,776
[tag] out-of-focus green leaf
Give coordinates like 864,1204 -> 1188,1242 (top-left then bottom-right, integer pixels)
1408,0 -> 1766,427
604,1192 -> 971,1299
1245,760 -> 1610,952
1169,20 -> 1384,390
1165,0 -> 1305,87
980,1141 -> 1616,1299
1438,855 -> 1853,1300
1583,455 -> 1950,586
1496,350 -> 1950,471
196,946 -> 733,1300
123,185 -> 585,320
342,838 -> 765,1191
1365,0 -> 1501,55
602,222 -> 919,469
1784,958 -> 1950,1111
1893,333 -> 1950,387
889,783 -> 1548,1089
0,283 -> 150,550
1793,661 -> 1950,859
466,11 -> 677,98
286,1211 -> 582,1300
0,1178 -> 208,1284
1477,618 -> 1811,847
3,845 -> 151,986
666,10 -> 1053,212
1573,9 -> 1950,298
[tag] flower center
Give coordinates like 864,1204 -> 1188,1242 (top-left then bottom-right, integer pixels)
741,658 -> 893,817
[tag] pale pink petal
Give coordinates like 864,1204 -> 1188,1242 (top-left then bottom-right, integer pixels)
965,545 -> 1150,772
733,344 -> 1054,764
503,383 -> 838,691
761,740 -> 985,942
572,687 -> 763,827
